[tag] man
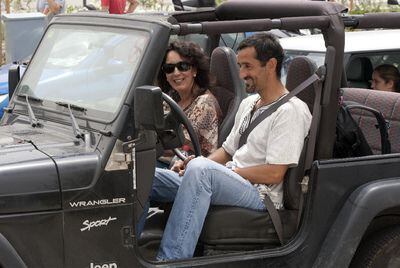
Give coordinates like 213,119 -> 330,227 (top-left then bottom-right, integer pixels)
147,33 -> 312,260
101,0 -> 138,14
37,0 -> 65,20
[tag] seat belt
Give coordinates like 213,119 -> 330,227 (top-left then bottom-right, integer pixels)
237,66 -> 326,245
297,68 -> 324,229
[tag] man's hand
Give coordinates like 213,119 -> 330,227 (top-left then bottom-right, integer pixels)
170,155 -> 195,176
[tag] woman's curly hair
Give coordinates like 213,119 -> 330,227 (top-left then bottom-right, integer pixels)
157,40 -> 210,102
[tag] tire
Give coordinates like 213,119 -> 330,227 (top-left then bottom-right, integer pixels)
351,226 -> 400,268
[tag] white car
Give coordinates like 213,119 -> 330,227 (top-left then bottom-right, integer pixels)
280,29 -> 400,88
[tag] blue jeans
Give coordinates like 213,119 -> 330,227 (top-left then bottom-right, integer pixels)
140,157 -> 266,260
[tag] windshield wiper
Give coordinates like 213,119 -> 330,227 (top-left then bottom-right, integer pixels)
17,94 -> 42,127
56,101 -> 85,139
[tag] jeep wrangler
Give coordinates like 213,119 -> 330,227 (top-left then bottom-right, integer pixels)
1,1 -> 400,267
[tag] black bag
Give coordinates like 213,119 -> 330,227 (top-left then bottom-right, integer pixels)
333,101 -> 391,158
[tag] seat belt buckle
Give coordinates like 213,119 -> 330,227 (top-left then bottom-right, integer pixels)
301,175 -> 309,194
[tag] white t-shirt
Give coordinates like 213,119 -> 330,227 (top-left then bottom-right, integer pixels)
222,94 -> 312,209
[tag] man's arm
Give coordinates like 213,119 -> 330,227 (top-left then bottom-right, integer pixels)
235,164 -> 288,185
101,0 -> 109,12
47,0 -> 61,14
170,147 -> 231,176
126,0 -> 138,13
207,147 -> 232,165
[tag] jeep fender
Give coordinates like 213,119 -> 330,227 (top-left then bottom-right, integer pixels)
313,178 -> 400,268
0,233 -> 26,268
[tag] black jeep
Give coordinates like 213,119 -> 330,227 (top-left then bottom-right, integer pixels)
1,1 -> 400,267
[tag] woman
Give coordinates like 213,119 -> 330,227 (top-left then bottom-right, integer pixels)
371,64 -> 400,93
157,40 -> 222,157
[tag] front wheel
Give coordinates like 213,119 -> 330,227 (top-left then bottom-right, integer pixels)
351,226 -> 400,268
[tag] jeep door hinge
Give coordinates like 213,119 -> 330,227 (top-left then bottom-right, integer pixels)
122,134 -> 144,153
113,152 -> 133,166
122,226 -> 134,247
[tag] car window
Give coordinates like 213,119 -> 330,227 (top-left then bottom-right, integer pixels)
368,53 -> 400,69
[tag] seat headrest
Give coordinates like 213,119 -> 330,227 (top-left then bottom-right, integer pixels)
286,56 -> 317,113
346,57 -> 373,81
210,47 -> 238,118
210,47 -> 246,147
210,47 -> 238,93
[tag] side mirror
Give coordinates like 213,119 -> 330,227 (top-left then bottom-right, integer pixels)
8,64 -> 20,98
172,0 -> 215,11
83,0 -> 97,10
134,86 -> 165,130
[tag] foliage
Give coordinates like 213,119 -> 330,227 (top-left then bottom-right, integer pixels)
348,0 -> 400,14
137,0 -> 171,11
138,0 -> 157,9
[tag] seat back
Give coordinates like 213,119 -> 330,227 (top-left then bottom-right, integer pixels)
286,56 -> 317,113
346,57 -> 373,89
284,56 -> 317,210
210,47 -> 246,147
342,87 -> 400,154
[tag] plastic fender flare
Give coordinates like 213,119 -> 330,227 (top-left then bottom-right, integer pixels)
0,233 -> 26,268
313,177 -> 400,268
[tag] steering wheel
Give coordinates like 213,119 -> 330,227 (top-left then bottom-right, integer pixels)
162,93 -> 201,160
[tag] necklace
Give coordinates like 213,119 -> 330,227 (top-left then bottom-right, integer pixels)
255,92 -> 288,110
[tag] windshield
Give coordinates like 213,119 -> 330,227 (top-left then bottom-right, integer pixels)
17,24 -> 149,115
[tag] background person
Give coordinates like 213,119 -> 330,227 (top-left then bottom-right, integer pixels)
101,0 -> 138,14
157,40 -> 222,158
371,64 -> 400,93
37,0 -> 65,20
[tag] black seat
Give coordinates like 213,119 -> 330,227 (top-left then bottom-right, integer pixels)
346,57 -> 373,89
209,47 -> 246,146
200,56 -> 318,254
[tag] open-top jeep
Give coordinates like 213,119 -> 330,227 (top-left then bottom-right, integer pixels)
1,1 -> 400,267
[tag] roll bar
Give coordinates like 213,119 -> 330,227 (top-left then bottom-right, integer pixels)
343,13 -> 400,29
171,16 -> 331,35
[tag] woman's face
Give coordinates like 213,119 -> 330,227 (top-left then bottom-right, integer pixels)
371,71 -> 394,92
164,50 -> 197,95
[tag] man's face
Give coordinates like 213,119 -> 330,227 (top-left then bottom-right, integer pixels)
237,47 -> 268,94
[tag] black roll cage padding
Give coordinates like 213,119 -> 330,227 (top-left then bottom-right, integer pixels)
343,12 -> 400,29
171,16 -> 331,36
215,0 -> 347,21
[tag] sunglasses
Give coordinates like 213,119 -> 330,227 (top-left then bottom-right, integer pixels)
162,61 -> 192,74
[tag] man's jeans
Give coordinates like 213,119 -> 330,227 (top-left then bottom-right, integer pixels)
139,157 -> 266,261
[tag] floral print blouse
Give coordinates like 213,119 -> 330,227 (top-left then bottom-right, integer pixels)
182,90 -> 222,156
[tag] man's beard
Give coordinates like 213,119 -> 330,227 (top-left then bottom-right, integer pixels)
244,78 -> 258,94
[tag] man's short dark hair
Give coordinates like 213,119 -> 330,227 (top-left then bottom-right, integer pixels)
237,33 -> 284,78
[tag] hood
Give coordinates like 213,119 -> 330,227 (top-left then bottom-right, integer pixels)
0,123 -> 62,214
0,121 -> 101,213
0,120 -> 101,214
